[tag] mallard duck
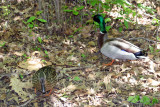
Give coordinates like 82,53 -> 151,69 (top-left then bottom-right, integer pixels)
32,66 -> 57,96
93,14 -> 147,66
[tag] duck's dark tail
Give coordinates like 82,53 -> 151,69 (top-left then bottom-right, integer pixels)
134,50 -> 147,58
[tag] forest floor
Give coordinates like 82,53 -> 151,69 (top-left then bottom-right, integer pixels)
0,1 -> 160,107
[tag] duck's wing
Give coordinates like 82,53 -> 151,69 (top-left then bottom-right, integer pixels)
101,42 -> 138,60
106,38 -> 141,53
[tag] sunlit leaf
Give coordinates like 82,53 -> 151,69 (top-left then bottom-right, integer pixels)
128,95 -> 140,103
124,19 -> 128,29
106,26 -> 111,31
27,16 -> 36,23
37,37 -> 42,43
63,9 -> 73,12
37,19 -> 47,23
73,76 -> 81,81
76,6 -> 84,11
73,10 -> 79,15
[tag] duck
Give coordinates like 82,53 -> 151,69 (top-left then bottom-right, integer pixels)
93,14 -> 147,66
32,66 -> 57,96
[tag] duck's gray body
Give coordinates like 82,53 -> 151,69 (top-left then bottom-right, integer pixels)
101,38 -> 145,60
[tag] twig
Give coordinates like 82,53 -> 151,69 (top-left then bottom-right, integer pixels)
129,37 -> 156,43
17,98 -> 34,107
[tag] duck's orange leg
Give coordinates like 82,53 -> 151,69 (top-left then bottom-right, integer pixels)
45,89 -> 53,96
103,59 -> 115,66
34,88 -> 37,94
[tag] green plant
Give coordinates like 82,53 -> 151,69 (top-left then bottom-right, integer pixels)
44,50 -> 49,57
23,11 -> 47,35
149,45 -> 160,54
22,54 -> 30,61
128,95 -> 158,106
73,76 -> 81,81
37,37 -> 43,44
0,42 -> 6,47
1,5 -> 10,16
19,74 -> 24,80
63,6 -> 84,15
32,46 -> 41,51
81,53 -> 86,58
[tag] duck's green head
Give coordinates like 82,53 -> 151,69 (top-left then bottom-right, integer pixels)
93,14 -> 107,34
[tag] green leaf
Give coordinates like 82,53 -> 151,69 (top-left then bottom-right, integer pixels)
44,50 -> 48,55
63,9 -> 73,12
0,42 -> 6,47
152,98 -> 158,105
106,26 -> 111,31
124,19 -> 129,29
28,24 -> 34,28
37,19 -> 47,23
116,17 -> 123,19
22,20 -> 27,24
132,11 -> 136,17
140,96 -> 151,105
76,6 -> 84,11
119,27 -> 123,32
72,10 -> 79,15
37,37 -> 42,43
94,21 -> 99,26
69,35 -> 73,38
34,24 -> 38,27
19,74 -> 24,79
128,95 -> 140,103
36,11 -> 43,15
87,0 -> 99,6
74,27 -> 82,33
105,18 -> 111,23
157,36 -> 160,41
81,54 -> 86,58
73,76 -> 81,81
149,45 -> 154,53
27,16 -> 36,23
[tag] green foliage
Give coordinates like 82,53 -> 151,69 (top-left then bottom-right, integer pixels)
36,11 -> 43,15
44,50 -> 49,57
0,42 -> 6,47
152,18 -> 160,26
37,19 -> 47,23
37,37 -> 42,44
22,54 -> 30,61
81,53 -> 86,58
27,16 -> 36,23
23,11 -> 47,36
128,95 -> 140,103
42,60 -> 47,64
0,5 -> 10,16
124,20 -> 128,29
63,6 -> 84,15
73,76 -> 81,81
106,26 -> 111,31
62,93 -> 69,98
19,74 -> 24,79
32,46 -> 41,51
74,27 -> 82,34
137,4 -> 155,14
69,35 -> 73,38
128,95 -> 158,106
149,44 -> 160,54
149,45 -> 154,53
105,18 -> 111,23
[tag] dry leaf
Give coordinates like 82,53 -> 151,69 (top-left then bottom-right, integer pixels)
147,78 -> 160,86
10,74 -> 33,102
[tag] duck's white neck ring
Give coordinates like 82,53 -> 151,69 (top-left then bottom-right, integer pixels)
100,31 -> 105,34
